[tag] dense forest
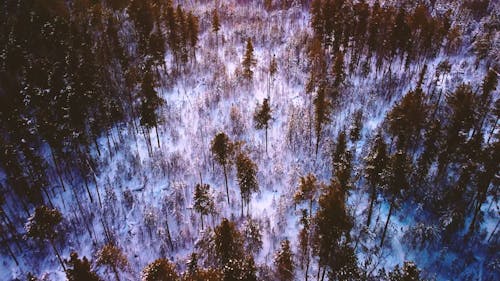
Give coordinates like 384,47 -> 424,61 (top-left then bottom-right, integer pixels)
0,0 -> 498,280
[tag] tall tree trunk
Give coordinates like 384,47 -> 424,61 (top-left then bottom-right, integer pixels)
50,239 -> 66,271
320,266 -> 327,281
366,184 -> 376,227
155,125 -> 161,148
94,138 -> 101,157
82,175 -> 94,203
305,255 -> 310,281
92,173 -> 103,209
223,164 -> 229,204
112,265 -> 120,281
380,198 -> 395,248
265,126 -> 268,154
165,218 -> 174,251
0,227 -> 19,266
50,147 -> 66,192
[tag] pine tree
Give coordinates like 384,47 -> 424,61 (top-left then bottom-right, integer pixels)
313,181 -> 354,281
186,12 -> 200,60
142,258 -> 179,281
25,205 -> 66,271
274,239 -> 294,281
298,209 -> 311,281
66,252 -> 102,281
139,69 -> 164,151
212,9 -> 220,48
96,244 -> 129,281
314,84 -> 331,155
193,183 -> 215,229
242,218 -> 263,255
242,38 -> 257,81
236,152 -> 259,216
332,130 -> 353,192
364,133 -> 389,227
183,267 -> 223,281
349,109 -> 363,142
380,150 -> 411,248
210,132 -> 233,204
214,218 -> 243,268
268,55 -> 278,98
293,173 -> 319,216
254,98 -> 272,153
439,84 -> 476,173
388,261 -> 422,281
387,88 -> 427,151
332,51 -> 346,88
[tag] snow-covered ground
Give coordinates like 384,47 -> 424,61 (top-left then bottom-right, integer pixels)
0,1 -> 497,280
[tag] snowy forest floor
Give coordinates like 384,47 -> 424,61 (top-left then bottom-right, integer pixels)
1,1 -> 497,280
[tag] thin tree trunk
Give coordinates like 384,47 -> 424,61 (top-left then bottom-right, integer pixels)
165,218 -> 174,251
155,125 -> 161,148
112,265 -> 120,281
367,184 -> 376,227
265,126 -> 268,154
320,266 -> 327,281
488,219 -> 500,243
380,198 -> 395,248
487,117 -> 498,144
94,138 -> 101,157
468,199 -> 482,236
50,147 -> 66,192
0,227 -> 19,266
305,256 -> 310,281
92,173 -> 103,209
50,239 -> 66,271
224,164 -> 229,204
83,175 -> 94,203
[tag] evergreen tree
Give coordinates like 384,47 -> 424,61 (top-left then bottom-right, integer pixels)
96,244 -> 129,281
242,218 -> 263,255
183,267 -> 223,281
313,181 -> 354,281
293,173 -> 319,216
314,84 -> 331,155
439,84 -> 476,173
380,150 -> 411,247
268,55 -> 278,98
349,109 -> 363,142
387,88 -> 427,151
210,132 -> 233,204
388,261 -> 422,281
142,258 -> 179,281
364,133 -> 389,227
236,152 -> 259,216
274,239 -> 294,281
242,38 -> 257,81
186,12 -> 200,60
139,69 -> 164,150
254,98 -> 272,153
332,130 -> 353,192
332,51 -> 346,88
193,183 -> 215,230
214,218 -> 243,268
66,252 -> 102,281
25,206 -> 66,271
298,209 -> 311,281
212,9 -> 220,48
